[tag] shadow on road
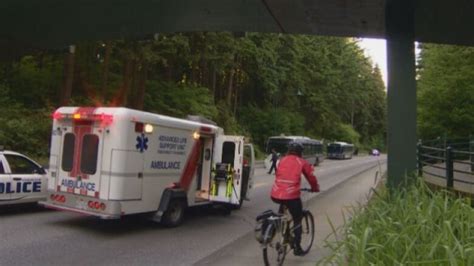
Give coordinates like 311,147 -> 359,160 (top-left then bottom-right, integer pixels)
0,203 -> 52,217
46,204 -> 235,237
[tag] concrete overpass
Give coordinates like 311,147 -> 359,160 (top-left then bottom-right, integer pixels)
1,0 -> 473,187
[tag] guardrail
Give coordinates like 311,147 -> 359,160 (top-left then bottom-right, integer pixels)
417,137 -> 474,192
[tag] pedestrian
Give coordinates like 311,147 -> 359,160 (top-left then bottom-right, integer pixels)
267,148 -> 278,174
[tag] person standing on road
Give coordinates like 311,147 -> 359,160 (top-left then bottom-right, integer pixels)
270,141 -> 320,256
267,148 -> 279,174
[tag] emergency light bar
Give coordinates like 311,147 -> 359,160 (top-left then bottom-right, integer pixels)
53,111 -> 113,125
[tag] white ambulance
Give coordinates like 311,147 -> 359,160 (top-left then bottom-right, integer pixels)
40,107 -> 255,226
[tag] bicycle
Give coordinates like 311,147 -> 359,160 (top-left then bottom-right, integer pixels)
255,188 -> 315,266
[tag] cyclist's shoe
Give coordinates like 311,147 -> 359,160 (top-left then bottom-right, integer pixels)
293,245 -> 305,256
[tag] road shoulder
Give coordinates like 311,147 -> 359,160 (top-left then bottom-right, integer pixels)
194,163 -> 386,266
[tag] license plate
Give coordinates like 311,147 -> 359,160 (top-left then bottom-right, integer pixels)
76,200 -> 87,210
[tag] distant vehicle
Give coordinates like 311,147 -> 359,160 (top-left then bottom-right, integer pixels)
0,147 -> 47,205
327,142 -> 354,159
371,149 -> 380,156
40,107 -> 255,227
264,136 -> 324,168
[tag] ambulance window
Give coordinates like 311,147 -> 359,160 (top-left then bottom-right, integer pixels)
81,134 -> 99,175
222,142 -> 235,165
4,155 -> 40,174
62,133 -> 75,172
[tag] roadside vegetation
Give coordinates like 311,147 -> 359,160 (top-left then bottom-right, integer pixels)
0,33 -> 387,161
417,44 -> 474,140
321,180 -> 474,265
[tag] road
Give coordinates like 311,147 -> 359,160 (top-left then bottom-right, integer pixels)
0,155 -> 386,266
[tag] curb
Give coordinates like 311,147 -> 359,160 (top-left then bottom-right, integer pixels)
309,160 -> 386,204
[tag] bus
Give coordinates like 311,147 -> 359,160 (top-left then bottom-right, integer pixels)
264,136 -> 324,168
327,142 -> 354,159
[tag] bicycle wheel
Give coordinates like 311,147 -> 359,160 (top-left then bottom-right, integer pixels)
262,222 -> 287,266
299,210 -> 315,254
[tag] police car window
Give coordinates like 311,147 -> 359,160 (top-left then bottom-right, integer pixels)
80,134 -> 99,175
4,154 -> 40,174
0,160 -> 4,174
62,133 -> 75,172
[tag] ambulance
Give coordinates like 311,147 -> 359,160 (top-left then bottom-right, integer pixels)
40,107 -> 255,226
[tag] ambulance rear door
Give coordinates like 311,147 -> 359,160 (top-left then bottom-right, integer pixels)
242,143 -> 255,199
210,136 -> 243,205
57,120 -> 103,198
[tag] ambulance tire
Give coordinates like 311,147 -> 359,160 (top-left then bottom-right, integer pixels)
161,199 -> 186,227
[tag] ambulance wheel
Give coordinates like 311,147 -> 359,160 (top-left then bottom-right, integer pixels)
162,199 -> 186,227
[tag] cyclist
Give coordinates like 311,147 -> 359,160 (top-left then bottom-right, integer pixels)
270,141 -> 320,256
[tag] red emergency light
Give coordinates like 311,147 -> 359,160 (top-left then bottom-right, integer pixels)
200,126 -> 213,133
52,111 -> 113,125
52,112 -> 64,120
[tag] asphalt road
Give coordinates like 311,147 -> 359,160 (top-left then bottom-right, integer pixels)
0,155 -> 386,266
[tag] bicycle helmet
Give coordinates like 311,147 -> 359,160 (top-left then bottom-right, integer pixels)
287,141 -> 304,156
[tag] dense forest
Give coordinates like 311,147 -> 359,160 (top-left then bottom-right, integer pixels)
0,32 -> 387,161
417,44 -> 474,140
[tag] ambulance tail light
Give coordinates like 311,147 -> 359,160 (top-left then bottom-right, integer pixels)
88,200 -> 106,210
50,194 -> 66,203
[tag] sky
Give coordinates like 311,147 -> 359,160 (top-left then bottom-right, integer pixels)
358,38 -> 387,87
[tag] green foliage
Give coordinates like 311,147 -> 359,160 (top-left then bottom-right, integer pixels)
0,85 -> 52,160
327,123 -> 361,146
418,44 -> 474,139
144,81 -> 218,119
238,105 -> 305,148
321,181 -> 474,265
0,33 -> 387,158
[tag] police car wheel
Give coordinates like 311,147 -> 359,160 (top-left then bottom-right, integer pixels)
162,199 -> 185,227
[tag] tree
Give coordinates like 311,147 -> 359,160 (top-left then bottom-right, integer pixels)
418,44 -> 474,139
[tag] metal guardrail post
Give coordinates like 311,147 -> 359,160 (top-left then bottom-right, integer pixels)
417,140 -> 422,177
445,146 -> 454,189
470,135 -> 473,172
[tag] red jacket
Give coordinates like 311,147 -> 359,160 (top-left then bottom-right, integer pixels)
271,155 -> 320,200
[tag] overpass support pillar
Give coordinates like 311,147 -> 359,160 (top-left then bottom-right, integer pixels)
386,0 -> 417,188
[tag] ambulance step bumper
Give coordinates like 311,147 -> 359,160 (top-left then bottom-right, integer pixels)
39,201 -> 121,220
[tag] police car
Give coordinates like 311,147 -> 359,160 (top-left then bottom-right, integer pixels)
0,146 -> 47,205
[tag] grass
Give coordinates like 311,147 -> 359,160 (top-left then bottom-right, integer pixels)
320,180 -> 474,265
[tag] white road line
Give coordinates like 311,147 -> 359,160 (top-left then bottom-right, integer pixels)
253,182 -> 269,188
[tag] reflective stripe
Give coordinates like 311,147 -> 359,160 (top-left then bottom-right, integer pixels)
296,157 -> 303,166
276,179 -> 297,184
